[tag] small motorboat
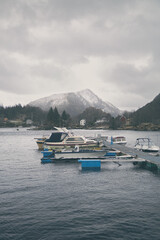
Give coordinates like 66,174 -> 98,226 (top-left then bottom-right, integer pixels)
112,136 -> 127,145
107,136 -> 127,145
134,138 -> 159,152
35,136 -> 48,150
35,127 -> 69,150
43,130 -> 99,151
35,127 -> 100,151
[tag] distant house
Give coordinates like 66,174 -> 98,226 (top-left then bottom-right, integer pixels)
95,117 -> 109,124
3,117 -> 8,122
80,119 -> 86,126
120,115 -> 126,125
26,119 -> 33,125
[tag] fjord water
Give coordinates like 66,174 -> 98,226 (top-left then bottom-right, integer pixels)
0,128 -> 160,240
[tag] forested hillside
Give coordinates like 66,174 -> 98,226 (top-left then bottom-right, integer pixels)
130,94 -> 160,125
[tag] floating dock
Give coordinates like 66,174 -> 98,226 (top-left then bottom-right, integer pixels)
41,143 -> 160,173
105,142 -> 160,172
41,148 -> 144,164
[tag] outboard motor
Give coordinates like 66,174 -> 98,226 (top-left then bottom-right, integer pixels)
74,145 -> 80,152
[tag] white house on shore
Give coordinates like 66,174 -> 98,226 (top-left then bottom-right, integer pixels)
80,119 -> 86,126
26,119 -> 33,125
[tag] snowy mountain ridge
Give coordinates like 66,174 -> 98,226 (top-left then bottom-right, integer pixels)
28,89 -> 120,117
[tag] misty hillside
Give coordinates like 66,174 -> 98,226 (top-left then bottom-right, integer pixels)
28,89 -> 120,117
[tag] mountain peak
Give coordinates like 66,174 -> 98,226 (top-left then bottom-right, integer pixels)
28,89 -> 120,117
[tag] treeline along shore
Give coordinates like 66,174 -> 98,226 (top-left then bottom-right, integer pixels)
0,98 -> 160,131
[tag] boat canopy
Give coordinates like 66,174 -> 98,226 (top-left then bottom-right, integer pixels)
45,132 -> 68,143
135,138 -> 152,145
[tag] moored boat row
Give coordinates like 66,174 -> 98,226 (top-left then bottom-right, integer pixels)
35,128 -> 159,163
35,128 -> 128,151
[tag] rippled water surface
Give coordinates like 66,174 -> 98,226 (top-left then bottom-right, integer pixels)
0,128 -> 160,240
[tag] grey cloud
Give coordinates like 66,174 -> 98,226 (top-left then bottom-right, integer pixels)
0,51 -> 73,94
110,62 -> 160,98
0,0 -> 160,109
31,62 -> 71,82
0,54 -> 33,94
1,0 -> 160,59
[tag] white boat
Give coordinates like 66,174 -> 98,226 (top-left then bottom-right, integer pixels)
112,136 -> 127,145
35,127 -> 70,150
54,148 -> 107,159
35,136 -> 48,150
107,136 -> 127,145
134,138 -> 159,152
35,127 -> 68,150
43,129 -> 100,151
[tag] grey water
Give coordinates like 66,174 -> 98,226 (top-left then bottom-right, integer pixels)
0,128 -> 160,240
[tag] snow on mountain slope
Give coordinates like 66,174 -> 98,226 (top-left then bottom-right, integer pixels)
28,89 -> 120,117
77,89 -> 100,105
76,89 -> 120,116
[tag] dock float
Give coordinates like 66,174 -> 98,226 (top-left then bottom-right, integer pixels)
41,147 -> 160,173
41,149 -> 145,164
105,142 -> 160,173
78,159 -> 101,170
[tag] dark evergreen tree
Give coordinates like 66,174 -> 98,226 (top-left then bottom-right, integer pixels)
61,110 -> 68,121
47,107 -> 54,123
53,107 -> 60,126
109,117 -> 116,129
0,104 -> 47,127
130,93 -> 160,126
61,110 -> 71,127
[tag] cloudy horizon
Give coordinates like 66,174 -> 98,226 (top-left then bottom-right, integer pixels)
0,0 -> 160,111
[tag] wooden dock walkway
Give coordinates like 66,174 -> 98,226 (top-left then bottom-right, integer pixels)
105,142 -> 160,171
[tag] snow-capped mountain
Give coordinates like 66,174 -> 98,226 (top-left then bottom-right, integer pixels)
28,89 -> 120,117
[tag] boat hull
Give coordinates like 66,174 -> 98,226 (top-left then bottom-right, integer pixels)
35,137 -> 47,150
134,144 -> 159,152
36,141 -> 45,150
44,143 -> 100,151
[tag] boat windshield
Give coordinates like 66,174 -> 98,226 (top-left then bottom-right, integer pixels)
45,132 -> 68,142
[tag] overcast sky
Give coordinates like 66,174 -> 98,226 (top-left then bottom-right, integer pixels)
0,0 -> 160,111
